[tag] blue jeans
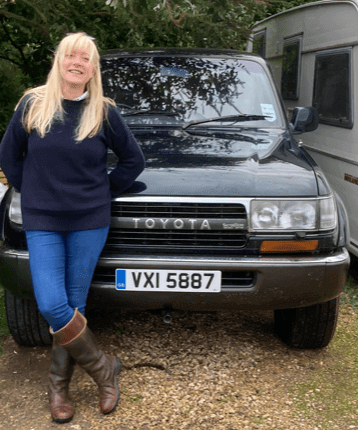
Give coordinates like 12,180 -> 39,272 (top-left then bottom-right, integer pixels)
26,227 -> 109,332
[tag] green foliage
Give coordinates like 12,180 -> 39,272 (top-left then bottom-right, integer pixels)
0,0 -> 125,84
105,0 -> 267,50
340,276 -> 358,308
0,60 -> 26,139
0,0 -> 270,84
263,0 -> 317,17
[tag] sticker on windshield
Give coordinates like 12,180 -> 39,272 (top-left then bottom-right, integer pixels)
160,66 -> 191,78
260,104 -> 276,122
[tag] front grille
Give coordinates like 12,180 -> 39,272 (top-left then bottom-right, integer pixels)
93,267 -> 254,289
105,201 -> 248,253
111,201 -> 247,219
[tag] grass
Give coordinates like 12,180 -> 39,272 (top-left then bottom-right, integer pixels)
340,275 -> 358,307
291,277 -> 358,429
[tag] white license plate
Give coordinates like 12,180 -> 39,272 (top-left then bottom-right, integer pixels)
115,269 -> 221,292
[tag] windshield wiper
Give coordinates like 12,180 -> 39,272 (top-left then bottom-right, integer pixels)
182,114 -> 269,130
122,109 -> 180,117
116,103 -> 135,110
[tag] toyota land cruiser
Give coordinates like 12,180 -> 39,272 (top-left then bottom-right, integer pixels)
0,49 -> 350,349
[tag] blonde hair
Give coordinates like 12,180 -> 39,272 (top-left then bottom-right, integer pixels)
19,32 -> 115,142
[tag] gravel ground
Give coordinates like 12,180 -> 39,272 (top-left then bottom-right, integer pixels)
0,307 -> 328,430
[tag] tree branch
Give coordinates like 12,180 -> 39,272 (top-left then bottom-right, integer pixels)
0,55 -> 22,67
0,18 -> 28,68
165,0 -> 199,27
60,0 -> 91,21
20,0 -> 48,23
0,10 -> 48,33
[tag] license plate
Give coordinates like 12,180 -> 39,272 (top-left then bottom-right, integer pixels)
115,269 -> 221,292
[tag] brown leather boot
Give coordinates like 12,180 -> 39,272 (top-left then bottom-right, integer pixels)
48,340 -> 75,423
51,309 -> 121,414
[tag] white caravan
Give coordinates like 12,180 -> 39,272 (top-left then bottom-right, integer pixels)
247,0 -> 358,257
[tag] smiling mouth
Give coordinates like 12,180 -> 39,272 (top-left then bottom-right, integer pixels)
69,70 -> 83,74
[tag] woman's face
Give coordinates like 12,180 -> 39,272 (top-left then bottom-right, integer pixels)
60,44 -> 95,92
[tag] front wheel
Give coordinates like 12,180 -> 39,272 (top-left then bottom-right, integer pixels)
5,289 -> 52,347
274,297 -> 339,349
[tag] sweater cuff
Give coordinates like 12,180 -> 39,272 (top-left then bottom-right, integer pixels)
110,180 -> 147,198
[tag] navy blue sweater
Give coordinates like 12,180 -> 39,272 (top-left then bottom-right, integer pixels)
0,97 -> 145,231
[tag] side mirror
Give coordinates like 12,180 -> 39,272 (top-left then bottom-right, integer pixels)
290,107 -> 318,135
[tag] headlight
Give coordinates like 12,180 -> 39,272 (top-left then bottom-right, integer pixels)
9,190 -> 23,225
250,196 -> 336,231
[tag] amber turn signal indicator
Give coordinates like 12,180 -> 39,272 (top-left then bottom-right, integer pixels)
260,240 -> 319,253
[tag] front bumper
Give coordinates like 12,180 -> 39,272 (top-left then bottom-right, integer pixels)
0,243 -> 350,311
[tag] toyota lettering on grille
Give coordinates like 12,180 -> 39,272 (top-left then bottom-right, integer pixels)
111,217 -> 247,230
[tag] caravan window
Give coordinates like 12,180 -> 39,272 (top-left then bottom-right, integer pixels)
312,49 -> 352,129
252,30 -> 266,58
281,36 -> 302,100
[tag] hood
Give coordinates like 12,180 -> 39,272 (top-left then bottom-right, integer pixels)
109,128 -> 318,197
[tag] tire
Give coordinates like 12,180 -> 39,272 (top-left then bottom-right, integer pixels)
5,289 -> 52,347
274,296 -> 339,349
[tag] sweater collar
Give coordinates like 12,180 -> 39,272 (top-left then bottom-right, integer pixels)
63,91 -> 88,102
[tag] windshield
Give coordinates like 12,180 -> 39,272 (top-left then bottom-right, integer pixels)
101,56 -> 283,128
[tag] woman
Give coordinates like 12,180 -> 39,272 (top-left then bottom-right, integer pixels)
0,33 -> 145,423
